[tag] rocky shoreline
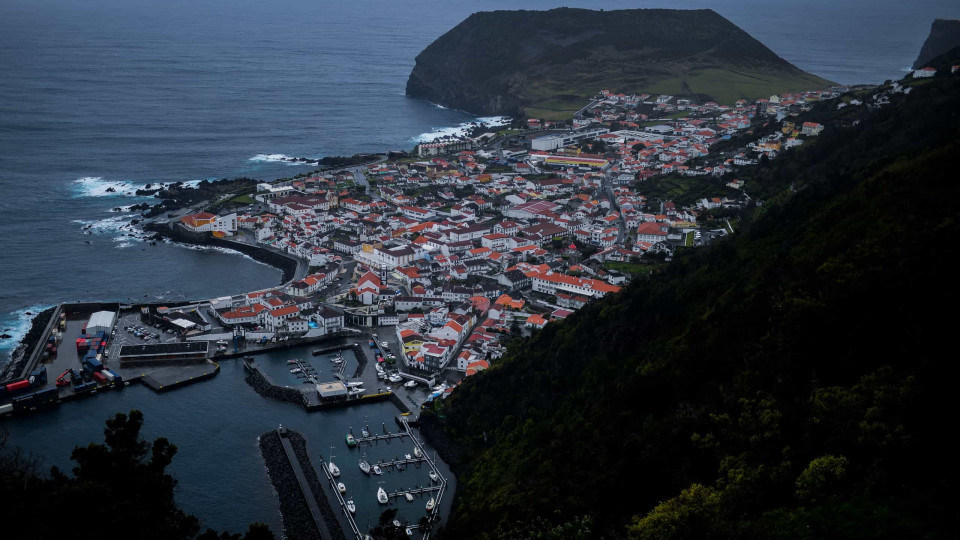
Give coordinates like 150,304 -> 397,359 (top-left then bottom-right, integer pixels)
1,306 -> 55,381
259,429 -> 347,540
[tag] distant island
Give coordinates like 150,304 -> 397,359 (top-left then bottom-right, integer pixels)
913,18 -> 960,69
406,8 -> 833,118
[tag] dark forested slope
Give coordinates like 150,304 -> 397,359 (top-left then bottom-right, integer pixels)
426,72 -> 960,539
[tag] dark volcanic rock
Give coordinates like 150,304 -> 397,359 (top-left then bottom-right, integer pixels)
913,19 -> 960,69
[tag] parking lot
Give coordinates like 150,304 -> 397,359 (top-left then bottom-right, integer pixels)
107,311 -> 182,357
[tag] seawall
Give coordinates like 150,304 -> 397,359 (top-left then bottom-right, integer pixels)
143,222 -> 304,285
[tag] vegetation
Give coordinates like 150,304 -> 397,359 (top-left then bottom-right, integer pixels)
426,73 -> 960,539
406,8 -> 833,117
635,173 -> 739,207
0,410 -> 274,540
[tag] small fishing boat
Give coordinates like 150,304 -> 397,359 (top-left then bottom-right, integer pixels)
361,426 -> 370,438
346,498 -> 356,514
287,360 -> 298,364
392,519 -> 402,528
405,453 -> 412,460
426,497 -> 435,511
346,432 -> 357,447
429,470 -> 439,482
405,492 -> 414,502
377,486 -> 388,504
373,464 -> 383,475
338,482 -> 347,494
290,368 -> 302,374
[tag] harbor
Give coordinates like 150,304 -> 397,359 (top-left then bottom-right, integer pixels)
319,417 -> 449,540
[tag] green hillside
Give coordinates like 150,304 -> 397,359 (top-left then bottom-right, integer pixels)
406,8 -> 834,118
423,71 -> 960,539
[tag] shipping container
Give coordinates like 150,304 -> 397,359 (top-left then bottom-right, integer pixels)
73,381 -> 96,395
92,372 -> 107,383
102,370 -> 116,382
30,367 -> 47,385
0,403 -> 12,416
34,387 -> 59,407
84,358 -> 103,372
5,379 -> 30,392
12,393 -> 36,412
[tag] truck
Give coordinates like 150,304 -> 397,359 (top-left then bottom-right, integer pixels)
29,366 -> 47,386
69,369 -> 83,385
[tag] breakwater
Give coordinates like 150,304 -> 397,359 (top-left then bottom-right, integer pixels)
259,429 -> 347,540
244,360 -> 307,406
0,306 -> 55,381
144,222 -> 302,285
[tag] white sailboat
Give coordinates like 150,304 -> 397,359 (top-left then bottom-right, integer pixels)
373,464 -> 383,475
413,446 -> 422,458
329,446 -> 340,477
346,497 -> 356,514
404,492 -> 414,502
429,470 -> 438,482
338,482 -> 347,494
426,496 -> 435,511
359,455 -> 371,474
377,486 -> 388,504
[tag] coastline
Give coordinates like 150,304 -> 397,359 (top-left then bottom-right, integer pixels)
0,306 -> 55,381
143,222 -> 305,286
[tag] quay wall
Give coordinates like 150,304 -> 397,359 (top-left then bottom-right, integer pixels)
144,222 -> 303,285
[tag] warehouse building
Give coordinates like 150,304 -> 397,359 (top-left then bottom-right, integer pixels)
118,342 -> 209,365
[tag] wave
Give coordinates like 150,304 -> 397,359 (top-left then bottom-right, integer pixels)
414,116 -> 512,143
73,215 -> 151,245
0,304 -> 54,357
249,153 -> 320,166
73,176 -> 202,198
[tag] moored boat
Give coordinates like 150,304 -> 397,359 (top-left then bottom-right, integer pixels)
347,497 -> 356,514
405,492 -> 414,502
426,497 -> 435,511
359,458 -> 371,474
338,482 -> 347,494
346,432 -> 357,447
429,470 -> 438,482
377,486 -> 388,504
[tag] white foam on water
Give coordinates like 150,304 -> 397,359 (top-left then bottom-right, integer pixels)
0,304 -> 54,356
414,116 -> 512,143
249,153 -> 318,165
73,176 -> 202,198
74,215 -> 151,245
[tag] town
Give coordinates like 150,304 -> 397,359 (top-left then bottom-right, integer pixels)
160,82 -> 867,395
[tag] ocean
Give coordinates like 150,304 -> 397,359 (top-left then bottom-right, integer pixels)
1,0 -> 958,533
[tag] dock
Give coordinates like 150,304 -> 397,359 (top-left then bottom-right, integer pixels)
324,418 -> 448,540
138,360 -> 220,392
384,485 -> 442,500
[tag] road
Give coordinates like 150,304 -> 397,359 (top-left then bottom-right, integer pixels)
601,166 -> 628,244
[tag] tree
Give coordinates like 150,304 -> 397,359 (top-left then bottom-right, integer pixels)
0,411 -> 275,540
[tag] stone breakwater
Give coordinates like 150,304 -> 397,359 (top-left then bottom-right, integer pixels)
143,222 -> 301,285
259,430 -> 348,540
1,306 -> 55,380
245,362 -> 307,406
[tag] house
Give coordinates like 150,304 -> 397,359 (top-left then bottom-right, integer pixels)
801,122 -> 824,136
912,67 -> 936,78
181,212 -> 237,235
636,222 -> 669,243
356,271 -> 383,305
525,314 -> 547,329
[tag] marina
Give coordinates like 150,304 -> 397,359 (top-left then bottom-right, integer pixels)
320,417 -> 449,540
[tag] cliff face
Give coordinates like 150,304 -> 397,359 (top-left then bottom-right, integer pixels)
406,8 -> 832,117
913,18 -> 960,69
